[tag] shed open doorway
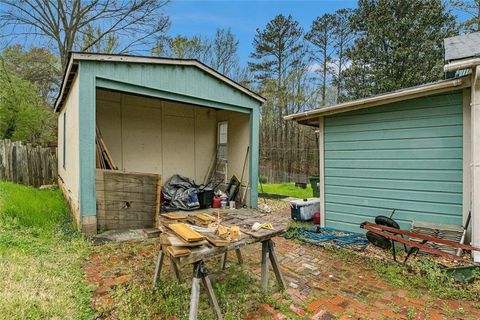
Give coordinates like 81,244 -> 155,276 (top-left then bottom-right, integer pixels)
95,89 -> 251,231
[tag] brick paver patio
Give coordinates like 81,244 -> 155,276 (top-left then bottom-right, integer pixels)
84,202 -> 480,319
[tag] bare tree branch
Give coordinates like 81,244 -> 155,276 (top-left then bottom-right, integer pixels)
0,0 -> 170,71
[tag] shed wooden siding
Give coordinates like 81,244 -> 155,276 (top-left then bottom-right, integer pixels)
323,92 -> 464,232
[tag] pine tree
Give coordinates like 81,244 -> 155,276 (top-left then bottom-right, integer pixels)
342,0 -> 457,100
305,13 -> 336,105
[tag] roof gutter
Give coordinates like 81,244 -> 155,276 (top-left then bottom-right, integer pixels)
444,58 -> 480,72
284,78 -> 465,122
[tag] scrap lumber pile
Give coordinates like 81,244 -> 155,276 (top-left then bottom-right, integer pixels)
96,126 -> 117,170
157,210 -> 286,257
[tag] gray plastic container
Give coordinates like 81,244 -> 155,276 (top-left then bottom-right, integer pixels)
290,198 -> 320,221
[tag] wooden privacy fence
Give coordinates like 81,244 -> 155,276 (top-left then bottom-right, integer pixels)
0,139 -> 58,187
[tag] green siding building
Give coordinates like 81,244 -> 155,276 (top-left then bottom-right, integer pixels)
286,74 -> 480,263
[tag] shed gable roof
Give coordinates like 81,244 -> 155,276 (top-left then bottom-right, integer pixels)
55,52 -> 265,112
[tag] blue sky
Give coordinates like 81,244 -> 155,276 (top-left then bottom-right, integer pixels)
165,0 -> 357,63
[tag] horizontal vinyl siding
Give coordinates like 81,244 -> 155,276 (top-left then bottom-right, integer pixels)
323,92 -> 463,232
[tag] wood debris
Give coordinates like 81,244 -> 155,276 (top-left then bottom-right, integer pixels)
166,246 -> 191,257
96,126 -> 117,170
160,234 -> 208,247
162,213 -> 188,220
196,213 -> 216,222
168,223 -> 206,242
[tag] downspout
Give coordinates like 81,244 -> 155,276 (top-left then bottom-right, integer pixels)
471,66 -> 480,263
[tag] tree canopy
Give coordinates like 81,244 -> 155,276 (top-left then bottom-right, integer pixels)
341,0 -> 457,99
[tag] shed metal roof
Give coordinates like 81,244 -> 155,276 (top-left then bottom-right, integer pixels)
54,52 -> 265,112
444,32 -> 480,62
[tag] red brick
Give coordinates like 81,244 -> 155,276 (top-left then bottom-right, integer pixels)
330,296 -> 345,306
429,310 -> 443,320
261,304 -> 277,315
310,310 -> 326,320
289,304 -> 306,317
307,299 -> 323,312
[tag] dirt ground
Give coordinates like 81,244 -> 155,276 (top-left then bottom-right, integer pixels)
84,200 -> 480,320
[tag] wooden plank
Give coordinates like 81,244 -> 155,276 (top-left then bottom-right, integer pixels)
268,240 -> 286,290
202,274 -> 224,320
168,223 -> 206,242
96,168 -> 159,179
196,213 -> 216,222
96,190 -> 157,202
96,199 -> 155,210
162,213 -> 189,220
261,241 -> 269,292
160,234 -> 208,247
97,181 -> 157,194
166,246 -> 191,257
153,251 -> 164,287
0,139 -> 57,187
155,175 -> 162,226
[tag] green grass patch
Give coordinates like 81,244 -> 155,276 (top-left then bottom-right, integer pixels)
0,181 -> 68,229
370,257 -> 480,300
0,181 -> 94,320
103,263 -> 277,320
259,182 -> 313,198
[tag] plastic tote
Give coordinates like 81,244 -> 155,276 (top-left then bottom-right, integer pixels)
290,198 -> 320,221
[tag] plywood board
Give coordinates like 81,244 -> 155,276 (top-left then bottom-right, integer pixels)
166,246 -> 191,257
160,234 -> 208,247
168,223 -> 206,242
162,115 -> 195,181
122,103 -> 163,174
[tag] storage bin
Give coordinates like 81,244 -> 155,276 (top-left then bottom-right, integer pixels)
309,176 -> 320,197
290,198 -> 320,221
197,188 -> 214,209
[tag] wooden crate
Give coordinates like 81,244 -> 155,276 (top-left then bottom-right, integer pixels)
96,169 -> 161,231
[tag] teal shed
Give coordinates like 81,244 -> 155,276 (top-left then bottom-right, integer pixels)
286,72 -> 480,263
54,52 -> 264,234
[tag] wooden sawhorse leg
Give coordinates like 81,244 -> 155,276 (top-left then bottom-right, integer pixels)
261,239 -> 286,292
152,246 -> 181,288
189,260 -> 223,320
220,249 -> 244,270
152,250 -> 165,287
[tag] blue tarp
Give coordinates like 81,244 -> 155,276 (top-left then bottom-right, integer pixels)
285,226 -> 368,251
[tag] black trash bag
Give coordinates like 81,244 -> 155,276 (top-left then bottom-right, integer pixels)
162,174 -> 201,211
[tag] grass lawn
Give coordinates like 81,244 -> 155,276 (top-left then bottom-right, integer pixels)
259,182 -> 314,198
0,181 -> 94,320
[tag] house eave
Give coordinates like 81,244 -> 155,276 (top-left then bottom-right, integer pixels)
444,57 -> 480,72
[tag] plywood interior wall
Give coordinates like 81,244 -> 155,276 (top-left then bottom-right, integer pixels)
96,89 -> 249,186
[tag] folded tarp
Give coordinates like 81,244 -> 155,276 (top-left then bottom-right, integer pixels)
162,174 -> 201,211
